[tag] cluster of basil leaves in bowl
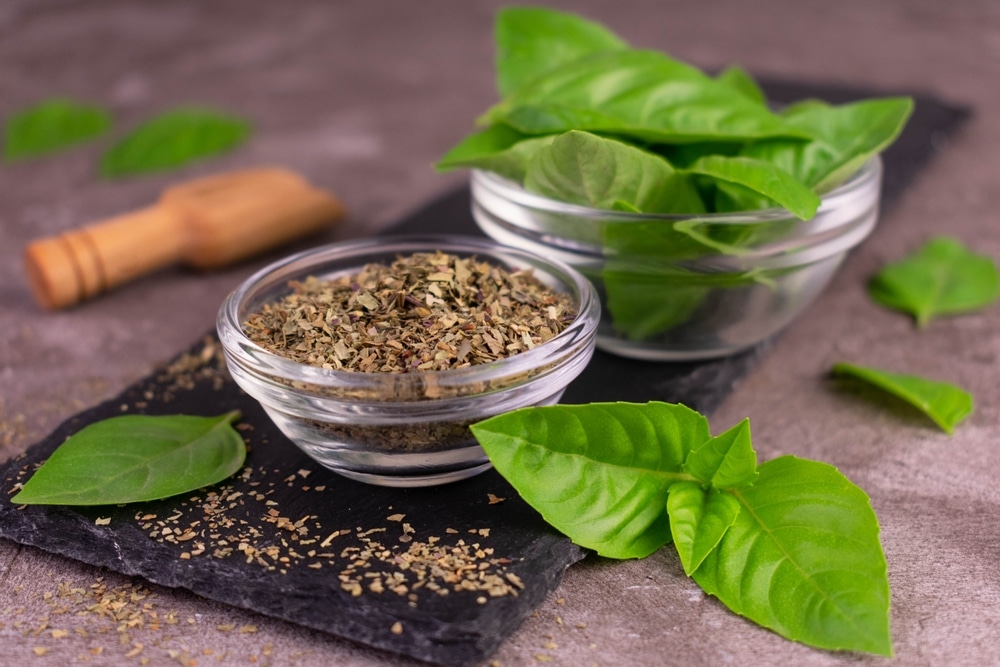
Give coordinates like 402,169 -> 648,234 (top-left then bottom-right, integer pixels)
438,6 -> 913,360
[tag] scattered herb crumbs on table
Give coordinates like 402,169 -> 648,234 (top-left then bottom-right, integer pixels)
1,575 -> 279,663
242,250 -> 576,372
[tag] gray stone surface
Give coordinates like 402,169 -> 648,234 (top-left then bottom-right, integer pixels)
1,1 -> 998,665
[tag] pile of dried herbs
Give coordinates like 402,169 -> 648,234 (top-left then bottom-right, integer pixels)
243,251 -> 576,374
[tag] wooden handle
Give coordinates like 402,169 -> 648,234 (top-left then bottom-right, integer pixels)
166,168 -> 346,268
24,168 -> 345,309
25,205 -> 185,309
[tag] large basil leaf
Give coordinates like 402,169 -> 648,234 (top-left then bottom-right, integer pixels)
436,123 -> 553,181
667,482 -> 741,576
685,155 -> 821,220
12,412 -> 246,505
483,50 -> 812,144
832,362 -> 973,434
495,6 -> 628,97
693,456 -> 892,656
868,236 -> 1000,327
101,108 -> 251,177
4,98 -> 112,161
470,402 -> 710,559
715,65 -> 767,106
738,97 -> 913,194
523,130 -> 705,213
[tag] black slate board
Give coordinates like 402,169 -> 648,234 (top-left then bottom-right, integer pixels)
0,82 -> 970,667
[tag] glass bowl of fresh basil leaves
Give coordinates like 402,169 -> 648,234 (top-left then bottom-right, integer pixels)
437,7 -> 912,360
470,155 -> 882,360
217,235 -> 599,487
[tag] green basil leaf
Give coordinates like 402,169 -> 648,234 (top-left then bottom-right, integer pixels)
524,130 -> 705,213
683,418 -> 758,489
435,123 -> 553,181
832,362 -> 973,434
12,411 -> 246,505
715,66 -> 766,106
693,456 -> 892,656
685,155 -> 821,220
483,50 -> 812,144
868,236 -> 1000,327
602,266 -> 710,340
495,7 -> 628,97
101,108 -> 251,177
739,97 -> 913,192
4,98 -> 112,161
601,262 -> 776,341
667,481 -> 741,576
470,402 -> 710,559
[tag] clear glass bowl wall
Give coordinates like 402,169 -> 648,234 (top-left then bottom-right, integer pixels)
217,235 -> 599,487
471,159 -> 882,361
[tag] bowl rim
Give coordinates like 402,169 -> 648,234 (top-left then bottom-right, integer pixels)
471,156 -> 881,225
217,234 -> 600,394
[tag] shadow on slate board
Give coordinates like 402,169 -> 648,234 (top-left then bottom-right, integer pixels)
0,81 -> 970,667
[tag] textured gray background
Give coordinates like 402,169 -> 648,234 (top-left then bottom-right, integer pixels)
1,1 -> 998,665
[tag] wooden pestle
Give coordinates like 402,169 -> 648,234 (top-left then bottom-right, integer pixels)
24,167 -> 345,309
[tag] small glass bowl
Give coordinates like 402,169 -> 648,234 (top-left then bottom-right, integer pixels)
217,235 -> 599,487
471,158 -> 882,361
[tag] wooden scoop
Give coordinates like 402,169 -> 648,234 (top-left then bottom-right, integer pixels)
24,167 -> 345,309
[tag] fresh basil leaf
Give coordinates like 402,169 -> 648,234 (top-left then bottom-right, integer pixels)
601,260 -> 778,341
524,130 -> 705,213
483,50 -> 812,144
470,402 -> 710,559
832,362 -> 973,434
12,411 -> 246,505
602,266 -> 710,340
868,236 -> 1000,327
667,481 -> 741,576
656,140 -> 743,169
685,155 -> 821,220
715,66 -> 766,106
101,108 -> 251,177
4,98 -> 112,161
495,6 -> 628,97
683,418 -> 758,489
693,456 -> 892,656
739,97 -> 913,192
435,123 -> 553,181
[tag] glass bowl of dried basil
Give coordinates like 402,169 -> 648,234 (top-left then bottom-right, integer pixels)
217,235 -> 599,487
470,158 -> 882,361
